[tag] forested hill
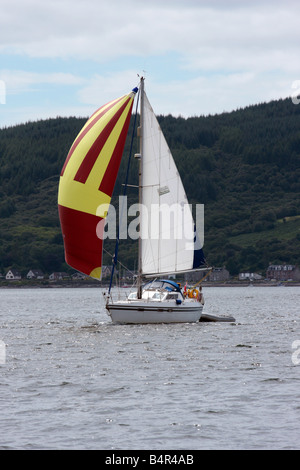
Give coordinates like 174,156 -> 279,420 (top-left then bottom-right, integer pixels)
0,97 -> 299,277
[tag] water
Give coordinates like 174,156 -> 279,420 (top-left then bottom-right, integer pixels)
0,286 -> 299,450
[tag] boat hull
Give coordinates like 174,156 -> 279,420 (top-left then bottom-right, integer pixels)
106,300 -> 203,324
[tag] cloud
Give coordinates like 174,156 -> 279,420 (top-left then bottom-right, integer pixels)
1,0 -> 300,81
1,0 -> 299,66
1,0 -> 300,126
74,69 -> 294,119
0,70 -> 83,96
77,70 -> 141,104
145,73 -> 292,118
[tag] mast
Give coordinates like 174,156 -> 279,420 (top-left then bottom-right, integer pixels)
137,77 -> 144,298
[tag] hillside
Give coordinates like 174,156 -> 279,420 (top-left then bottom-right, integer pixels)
0,97 -> 299,277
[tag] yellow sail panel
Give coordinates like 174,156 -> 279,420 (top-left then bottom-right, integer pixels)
60,95 -> 127,183
74,96 -> 124,145
58,93 -> 135,215
58,88 -> 137,278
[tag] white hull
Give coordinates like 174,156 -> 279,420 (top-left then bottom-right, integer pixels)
106,299 -> 203,324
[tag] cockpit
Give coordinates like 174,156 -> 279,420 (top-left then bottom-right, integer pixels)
127,279 -> 183,302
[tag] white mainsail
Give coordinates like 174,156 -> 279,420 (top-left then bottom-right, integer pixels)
140,90 -> 200,276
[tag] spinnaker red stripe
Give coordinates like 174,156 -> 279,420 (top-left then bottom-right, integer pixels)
74,97 -> 131,184
58,204 -> 103,276
99,100 -> 133,196
60,96 -> 124,177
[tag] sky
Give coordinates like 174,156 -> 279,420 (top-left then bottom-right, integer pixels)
1,0 -> 300,128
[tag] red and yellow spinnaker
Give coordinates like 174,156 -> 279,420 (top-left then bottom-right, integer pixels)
58,89 -> 137,279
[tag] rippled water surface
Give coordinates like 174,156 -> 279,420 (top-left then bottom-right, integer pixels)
0,286 -> 300,450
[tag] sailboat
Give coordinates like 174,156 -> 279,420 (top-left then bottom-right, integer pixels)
58,77 -> 207,323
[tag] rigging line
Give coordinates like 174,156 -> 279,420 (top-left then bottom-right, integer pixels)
108,87 -> 141,294
191,267 -> 213,289
103,247 -> 135,277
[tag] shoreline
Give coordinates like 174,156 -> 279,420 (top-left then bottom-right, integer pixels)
1,280 -> 299,289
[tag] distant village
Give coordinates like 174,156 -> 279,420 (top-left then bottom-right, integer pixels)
1,264 -> 300,285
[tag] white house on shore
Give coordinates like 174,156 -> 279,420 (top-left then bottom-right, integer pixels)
71,272 -> 87,280
238,272 -> 263,281
49,272 -> 69,280
6,269 -> 22,280
27,269 -> 44,280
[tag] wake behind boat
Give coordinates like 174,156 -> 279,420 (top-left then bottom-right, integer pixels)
58,77 -> 209,324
